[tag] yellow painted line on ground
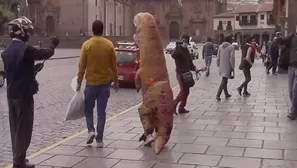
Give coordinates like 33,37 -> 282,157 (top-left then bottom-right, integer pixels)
5,85 -> 180,168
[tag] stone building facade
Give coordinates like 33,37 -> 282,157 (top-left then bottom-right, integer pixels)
4,0 -> 134,37
4,0 -> 227,42
133,0 -> 227,42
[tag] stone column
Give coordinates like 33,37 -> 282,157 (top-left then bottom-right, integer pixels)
114,0 -> 117,36
103,0 -> 107,36
123,4 -> 125,36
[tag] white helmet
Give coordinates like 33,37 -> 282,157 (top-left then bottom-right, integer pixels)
8,16 -> 33,37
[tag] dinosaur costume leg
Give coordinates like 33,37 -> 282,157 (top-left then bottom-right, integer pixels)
154,103 -> 174,154
138,105 -> 156,146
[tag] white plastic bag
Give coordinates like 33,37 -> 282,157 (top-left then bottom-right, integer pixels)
65,91 -> 85,121
71,76 -> 86,92
71,76 -> 78,92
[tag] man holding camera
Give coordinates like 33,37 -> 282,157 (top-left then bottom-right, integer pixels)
1,16 -> 59,168
172,34 -> 199,114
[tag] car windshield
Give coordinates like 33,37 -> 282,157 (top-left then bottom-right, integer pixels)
116,51 -> 137,64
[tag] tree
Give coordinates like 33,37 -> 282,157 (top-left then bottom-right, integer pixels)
0,5 -> 15,35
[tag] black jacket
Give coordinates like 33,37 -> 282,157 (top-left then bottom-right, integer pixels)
1,40 -> 56,98
171,46 -> 196,73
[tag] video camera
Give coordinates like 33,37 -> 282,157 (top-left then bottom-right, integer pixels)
175,41 -> 183,46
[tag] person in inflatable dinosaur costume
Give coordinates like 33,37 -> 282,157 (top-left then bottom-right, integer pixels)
134,12 -> 175,154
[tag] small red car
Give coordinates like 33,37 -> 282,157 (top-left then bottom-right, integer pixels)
115,42 -> 140,87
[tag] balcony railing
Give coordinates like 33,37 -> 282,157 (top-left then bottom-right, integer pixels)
267,19 -> 275,25
226,25 -> 233,31
239,20 -> 257,26
217,24 -> 223,30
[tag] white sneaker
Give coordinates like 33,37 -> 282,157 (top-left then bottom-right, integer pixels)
143,134 -> 155,147
96,141 -> 104,148
86,132 -> 95,145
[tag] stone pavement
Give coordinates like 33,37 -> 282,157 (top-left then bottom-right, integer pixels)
0,52 -> 189,167
15,62 -> 297,168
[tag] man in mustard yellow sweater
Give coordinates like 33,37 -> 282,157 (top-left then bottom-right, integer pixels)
76,20 -> 119,147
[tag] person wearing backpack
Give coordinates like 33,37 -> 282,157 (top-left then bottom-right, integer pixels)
281,33 -> 297,120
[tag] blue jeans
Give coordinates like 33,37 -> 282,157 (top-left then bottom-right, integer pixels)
205,56 -> 212,73
84,84 -> 110,141
288,67 -> 297,114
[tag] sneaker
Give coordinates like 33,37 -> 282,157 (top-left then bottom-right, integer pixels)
96,141 -> 104,148
216,95 -> 221,101
178,108 -> 190,114
287,113 -> 296,120
143,134 -> 155,147
86,132 -> 95,145
13,163 -> 35,168
225,94 -> 232,99
243,92 -> 251,96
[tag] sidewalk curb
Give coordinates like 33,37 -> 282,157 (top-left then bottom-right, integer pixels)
4,85 -> 180,168
49,56 -> 80,60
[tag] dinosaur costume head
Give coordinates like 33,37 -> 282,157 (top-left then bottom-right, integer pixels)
133,12 -> 174,154
133,12 -> 169,89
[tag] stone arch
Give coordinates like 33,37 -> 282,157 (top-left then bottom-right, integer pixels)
219,33 -> 224,44
262,32 -> 270,44
46,16 -> 55,35
169,21 -> 179,40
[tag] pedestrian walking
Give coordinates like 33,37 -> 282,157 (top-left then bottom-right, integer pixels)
260,41 -> 268,63
172,34 -> 199,114
216,35 -> 235,101
1,16 -> 59,168
76,20 -> 119,147
267,32 -> 282,75
202,37 -> 214,77
237,36 -> 255,96
280,33 -> 297,120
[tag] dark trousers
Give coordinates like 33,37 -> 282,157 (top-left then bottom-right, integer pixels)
84,84 -> 110,141
8,95 -> 34,165
174,72 -> 190,108
239,69 -> 251,92
217,77 -> 229,97
267,58 -> 278,74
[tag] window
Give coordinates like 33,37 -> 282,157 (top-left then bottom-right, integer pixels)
226,21 -> 232,30
236,16 -> 240,21
110,23 -> 113,36
115,51 -> 137,64
242,15 -> 248,24
260,14 -> 264,20
250,15 -> 257,24
119,25 -> 122,36
217,21 -> 223,30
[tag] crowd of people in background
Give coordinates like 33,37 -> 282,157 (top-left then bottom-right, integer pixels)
196,31 -> 296,120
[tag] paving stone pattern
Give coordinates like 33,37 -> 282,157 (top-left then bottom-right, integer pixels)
0,51 -> 203,167
21,62 -> 297,168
